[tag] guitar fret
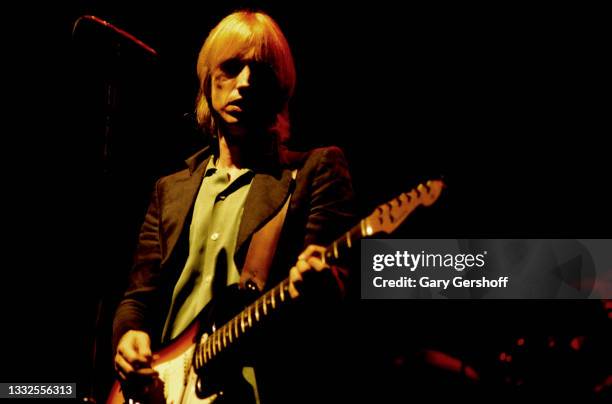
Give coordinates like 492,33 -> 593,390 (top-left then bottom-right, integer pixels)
279,283 -> 285,302
254,300 -> 260,321
346,231 -> 352,248
247,306 -> 252,327
325,250 -> 331,262
333,241 -> 338,259
222,327 -> 227,348
216,332 -> 221,352
241,312 -> 246,333
271,290 -> 276,309
263,295 -> 268,315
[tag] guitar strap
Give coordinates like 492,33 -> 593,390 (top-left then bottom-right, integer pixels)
239,169 -> 297,292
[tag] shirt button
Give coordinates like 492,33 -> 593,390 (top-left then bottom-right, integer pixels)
210,232 -> 219,241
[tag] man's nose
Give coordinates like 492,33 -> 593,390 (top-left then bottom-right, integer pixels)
236,65 -> 251,89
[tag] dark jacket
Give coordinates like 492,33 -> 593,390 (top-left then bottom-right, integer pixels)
112,145 -> 355,350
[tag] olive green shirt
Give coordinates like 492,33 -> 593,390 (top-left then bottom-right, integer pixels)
162,158 -> 254,341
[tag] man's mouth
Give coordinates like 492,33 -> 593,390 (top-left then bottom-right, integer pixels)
226,99 -> 245,112
226,104 -> 243,112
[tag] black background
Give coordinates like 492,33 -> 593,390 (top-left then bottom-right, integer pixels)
2,0 -> 610,402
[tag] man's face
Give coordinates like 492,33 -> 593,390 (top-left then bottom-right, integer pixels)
211,50 -> 280,133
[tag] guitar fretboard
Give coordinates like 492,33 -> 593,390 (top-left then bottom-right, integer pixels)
194,277 -> 293,369
193,219 -> 370,370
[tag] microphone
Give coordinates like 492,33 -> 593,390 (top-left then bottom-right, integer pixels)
72,15 -> 158,57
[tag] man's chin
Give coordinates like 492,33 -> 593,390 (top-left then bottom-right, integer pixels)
220,113 -> 274,135
222,121 -> 249,138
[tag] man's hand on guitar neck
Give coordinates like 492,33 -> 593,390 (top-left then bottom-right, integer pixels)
289,245 -> 347,299
115,330 -> 159,381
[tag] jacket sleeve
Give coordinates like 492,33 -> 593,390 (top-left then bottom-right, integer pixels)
304,146 -> 355,294
112,179 -> 164,351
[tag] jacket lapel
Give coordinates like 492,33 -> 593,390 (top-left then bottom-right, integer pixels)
161,146 -> 293,270
162,148 -> 211,265
236,168 -> 293,260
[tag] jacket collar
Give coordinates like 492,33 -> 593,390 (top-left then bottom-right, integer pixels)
186,146 -> 213,176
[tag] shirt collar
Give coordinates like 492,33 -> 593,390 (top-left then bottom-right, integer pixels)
204,156 -> 255,184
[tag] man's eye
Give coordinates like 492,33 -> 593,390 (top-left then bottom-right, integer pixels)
220,59 -> 243,76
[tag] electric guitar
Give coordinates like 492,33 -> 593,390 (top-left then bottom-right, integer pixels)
107,179 -> 445,404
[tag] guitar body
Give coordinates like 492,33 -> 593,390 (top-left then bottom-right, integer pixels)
107,286 -> 258,404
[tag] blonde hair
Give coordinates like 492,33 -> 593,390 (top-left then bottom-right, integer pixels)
195,11 -> 296,143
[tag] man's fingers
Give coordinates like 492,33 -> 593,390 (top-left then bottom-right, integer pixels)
132,334 -> 153,362
133,367 -> 159,379
296,255 -> 328,274
118,339 -> 152,367
115,353 -> 135,377
295,257 -> 311,274
115,331 -> 157,380
298,245 -> 326,260
307,256 -> 328,272
115,353 -> 158,380
119,347 -> 147,368
135,337 -> 152,359
289,266 -> 303,298
135,350 -> 152,365
290,245 -> 332,298
298,245 -> 329,272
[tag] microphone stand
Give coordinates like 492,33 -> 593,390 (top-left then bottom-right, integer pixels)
72,16 -> 158,403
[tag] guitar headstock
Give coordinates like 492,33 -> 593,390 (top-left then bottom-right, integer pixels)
364,179 -> 444,235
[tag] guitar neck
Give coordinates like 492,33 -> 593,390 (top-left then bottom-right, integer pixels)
323,217 -> 374,264
193,218 -> 370,370
194,178 -> 444,370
